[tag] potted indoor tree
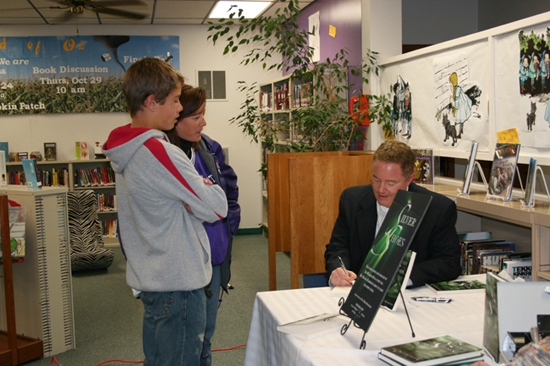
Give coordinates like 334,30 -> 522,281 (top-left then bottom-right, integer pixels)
207,0 -> 391,154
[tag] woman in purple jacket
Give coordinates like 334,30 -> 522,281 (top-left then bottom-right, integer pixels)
165,85 -> 241,366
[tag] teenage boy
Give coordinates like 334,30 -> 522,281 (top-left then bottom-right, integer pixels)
102,57 -> 228,366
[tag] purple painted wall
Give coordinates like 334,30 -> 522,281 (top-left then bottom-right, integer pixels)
283,0 -> 363,149
282,0 -> 363,96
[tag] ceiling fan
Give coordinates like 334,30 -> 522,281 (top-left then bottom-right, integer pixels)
46,0 -> 147,24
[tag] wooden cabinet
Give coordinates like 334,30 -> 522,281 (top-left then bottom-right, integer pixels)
267,151 -> 374,290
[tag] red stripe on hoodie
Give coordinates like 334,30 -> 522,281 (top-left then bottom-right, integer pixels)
144,138 -> 224,219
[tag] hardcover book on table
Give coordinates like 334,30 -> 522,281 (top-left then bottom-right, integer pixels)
487,143 -> 520,201
426,279 -> 486,295
381,250 -> 416,311
340,190 -> 432,333
379,335 -> 483,366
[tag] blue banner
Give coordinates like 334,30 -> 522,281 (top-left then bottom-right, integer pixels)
0,35 -> 180,114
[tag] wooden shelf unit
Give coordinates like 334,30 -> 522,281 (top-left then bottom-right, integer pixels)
7,159 -> 118,242
426,181 -> 550,281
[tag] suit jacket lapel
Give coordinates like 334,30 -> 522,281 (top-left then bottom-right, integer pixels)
356,189 -> 377,260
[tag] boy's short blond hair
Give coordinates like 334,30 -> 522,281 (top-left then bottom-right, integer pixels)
373,140 -> 416,177
122,57 -> 184,117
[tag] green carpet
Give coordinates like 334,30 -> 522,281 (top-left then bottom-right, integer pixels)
22,234 -> 296,366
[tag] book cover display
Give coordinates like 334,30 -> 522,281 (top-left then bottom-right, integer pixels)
461,141 -> 479,195
412,149 -> 434,185
487,143 -> 520,201
379,335 -> 483,366
523,157 -> 537,207
0,142 -> 8,163
340,190 -> 432,340
44,142 -> 57,161
483,272 -> 507,363
21,159 -> 42,189
382,250 -> 416,311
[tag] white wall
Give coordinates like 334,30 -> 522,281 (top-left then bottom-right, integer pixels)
0,24 -> 282,229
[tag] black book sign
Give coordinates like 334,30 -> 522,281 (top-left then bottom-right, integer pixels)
341,190 -> 432,333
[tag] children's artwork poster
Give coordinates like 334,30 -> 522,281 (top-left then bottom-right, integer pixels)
380,40 -> 489,155
494,25 -> 550,151
0,35 -> 179,115
433,53 -> 485,148
389,75 -> 412,140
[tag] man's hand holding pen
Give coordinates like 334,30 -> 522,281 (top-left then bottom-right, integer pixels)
330,256 -> 357,286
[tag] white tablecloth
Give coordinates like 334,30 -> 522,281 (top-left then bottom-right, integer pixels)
243,277 -> 497,366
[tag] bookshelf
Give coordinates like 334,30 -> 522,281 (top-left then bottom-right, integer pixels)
6,159 -> 118,245
425,180 -> 550,282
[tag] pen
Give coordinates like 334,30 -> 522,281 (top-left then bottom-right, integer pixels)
337,256 -> 349,276
411,297 -> 452,303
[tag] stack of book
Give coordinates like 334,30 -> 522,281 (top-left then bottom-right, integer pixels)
378,335 -> 484,366
459,237 -> 519,276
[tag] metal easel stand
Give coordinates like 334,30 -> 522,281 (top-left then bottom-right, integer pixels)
337,288 -> 415,350
338,297 -> 367,349
521,166 -> 550,208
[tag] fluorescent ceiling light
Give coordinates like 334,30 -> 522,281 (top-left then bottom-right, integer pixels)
209,1 -> 272,19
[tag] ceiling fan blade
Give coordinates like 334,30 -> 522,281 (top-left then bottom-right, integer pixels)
94,7 -> 145,20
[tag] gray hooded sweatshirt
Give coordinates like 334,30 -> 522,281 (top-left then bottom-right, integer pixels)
102,124 -> 228,292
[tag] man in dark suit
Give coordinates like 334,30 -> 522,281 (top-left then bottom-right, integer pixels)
325,140 -> 461,287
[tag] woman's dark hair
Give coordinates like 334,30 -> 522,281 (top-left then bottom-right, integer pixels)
165,85 -> 207,150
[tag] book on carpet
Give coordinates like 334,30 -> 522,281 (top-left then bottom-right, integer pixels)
460,141 -> 479,195
340,190 -> 432,334
379,335 -> 484,366
427,279 -> 486,295
277,312 -> 341,340
382,250 -> 416,311
412,148 -> 434,185
487,143 -> 520,201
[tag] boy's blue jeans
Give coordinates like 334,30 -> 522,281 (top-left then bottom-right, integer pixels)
201,265 -> 221,366
141,289 -> 206,366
